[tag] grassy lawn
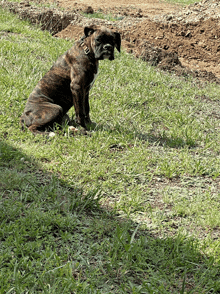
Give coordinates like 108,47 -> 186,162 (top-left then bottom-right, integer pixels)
1,5 -> 220,293
165,0 -> 198,5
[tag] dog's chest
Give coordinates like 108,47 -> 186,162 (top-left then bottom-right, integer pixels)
88,65 -> 99,90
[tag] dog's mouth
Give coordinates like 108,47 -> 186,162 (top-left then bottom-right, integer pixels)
101,48 -> 115,60
103,51 -> 114,60
94,46 -> 114,60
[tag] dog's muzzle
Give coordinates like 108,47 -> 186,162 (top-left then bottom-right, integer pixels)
95,43 -> 114,60
103,44 -> 115,60
102,44 -> 114,60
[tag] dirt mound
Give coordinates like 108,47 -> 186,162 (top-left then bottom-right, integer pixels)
154,0 -> 220,24
1,0 -> 220,84
119,17 -> 220,83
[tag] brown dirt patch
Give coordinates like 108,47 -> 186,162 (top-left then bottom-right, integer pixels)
120,17 -> 220,82
1,0 -> 220,83
54,0 -> 179,19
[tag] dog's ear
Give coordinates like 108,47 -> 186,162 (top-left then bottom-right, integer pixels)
84,26 -> 97,37
113,32 -> 121,52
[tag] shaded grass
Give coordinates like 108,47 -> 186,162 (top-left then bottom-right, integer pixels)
1,140 -> 220,293
1,6 -> 220,293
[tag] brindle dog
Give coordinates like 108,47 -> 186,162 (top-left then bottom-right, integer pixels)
20,25 -> 121,135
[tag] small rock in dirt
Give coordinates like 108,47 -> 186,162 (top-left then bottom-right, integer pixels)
20,1 -> 30,7
84,6 -> 94,14
185,31 -> 192,38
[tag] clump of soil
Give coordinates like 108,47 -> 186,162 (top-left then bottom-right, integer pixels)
1,0 -> 220,84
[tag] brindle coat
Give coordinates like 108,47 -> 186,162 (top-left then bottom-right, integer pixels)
20,25 -> 121,134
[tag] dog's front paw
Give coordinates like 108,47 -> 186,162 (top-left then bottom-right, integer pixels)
85,120 -> 97,131
75,116 -> 86,128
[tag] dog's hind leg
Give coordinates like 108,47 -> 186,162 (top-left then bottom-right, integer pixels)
20,102 -> 64,135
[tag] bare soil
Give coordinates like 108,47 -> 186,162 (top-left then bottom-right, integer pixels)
55,0 -> 178,18
2,0 -> 220,83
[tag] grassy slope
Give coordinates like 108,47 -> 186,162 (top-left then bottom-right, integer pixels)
0,6 -> 220,294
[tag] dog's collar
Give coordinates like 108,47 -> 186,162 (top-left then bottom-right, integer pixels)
79,39 -> 93,58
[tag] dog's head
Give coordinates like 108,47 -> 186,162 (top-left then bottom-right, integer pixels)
84,25 -> 121,61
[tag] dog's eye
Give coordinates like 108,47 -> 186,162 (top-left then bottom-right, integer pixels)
95,37 -> 102,44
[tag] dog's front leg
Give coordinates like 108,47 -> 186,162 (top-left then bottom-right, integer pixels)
84,93 -> 92,125
70,83 -> 86,129
73,94 -> 86,128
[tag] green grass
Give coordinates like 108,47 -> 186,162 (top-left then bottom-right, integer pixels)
1,6 -> 220,293
81,11 -> 120,22
165,0 -> 198,5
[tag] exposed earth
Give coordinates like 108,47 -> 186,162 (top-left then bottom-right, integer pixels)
2,0 -> 220,83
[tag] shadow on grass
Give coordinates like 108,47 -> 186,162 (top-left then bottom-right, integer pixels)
0,139 -> 219,293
